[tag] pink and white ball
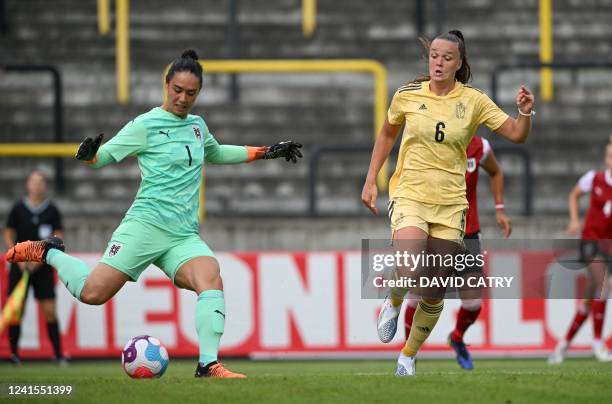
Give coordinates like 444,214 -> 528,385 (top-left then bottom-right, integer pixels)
121,335 -> 169,378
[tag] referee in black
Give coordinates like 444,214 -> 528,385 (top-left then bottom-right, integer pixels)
3,170 -> 65,365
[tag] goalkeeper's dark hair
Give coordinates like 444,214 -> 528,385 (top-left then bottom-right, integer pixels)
410,29 -> 472,85
165,49 -> 203,88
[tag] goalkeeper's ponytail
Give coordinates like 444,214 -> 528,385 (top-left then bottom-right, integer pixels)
165,49 -> 203,89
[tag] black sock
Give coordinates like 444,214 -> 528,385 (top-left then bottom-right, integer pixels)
46,322 -> 63,359
8,325 -> 20,357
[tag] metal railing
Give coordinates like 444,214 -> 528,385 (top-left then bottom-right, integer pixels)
116,0 -> 129,104
227,0 -> 240,102
308,144 -> 376,216
414,0 -> 446,37
224,0 -> 317,101
194,59 -> 387,218
96,0 -> 129,103
0,0 -> 7,35
193,59 -> 388,185
98,0 -> 319,104
97,0 -> 110,34
539,0 -> 554,101
302,0 -> 316,37
308,144 -> 533,217
0,65 -> 65,192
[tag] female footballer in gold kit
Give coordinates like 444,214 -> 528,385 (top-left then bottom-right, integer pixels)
361,30 -> 534,376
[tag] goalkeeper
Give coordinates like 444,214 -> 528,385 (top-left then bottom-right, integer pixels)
7,49 -> 302,378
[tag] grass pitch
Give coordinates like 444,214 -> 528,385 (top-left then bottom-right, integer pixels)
1,358 -> 610,403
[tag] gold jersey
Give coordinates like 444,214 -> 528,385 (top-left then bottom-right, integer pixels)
387,80 -> 508,205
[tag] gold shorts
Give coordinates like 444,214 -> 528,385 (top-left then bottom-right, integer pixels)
388,197 -> 467,240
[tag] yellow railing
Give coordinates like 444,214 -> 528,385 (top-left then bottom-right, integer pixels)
168,59 -> 387,220
96,0 -> 129,103
539,0 -> 553,101
101,0 -> 320,103
197,59 -> 388,188
198,59 -> 386,146
0,144 -> 79,157
97,0 -> 110,35
116,0 -> 130,104
302,0 -> 317,37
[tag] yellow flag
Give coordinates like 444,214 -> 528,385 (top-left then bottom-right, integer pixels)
0,272 -> 29,334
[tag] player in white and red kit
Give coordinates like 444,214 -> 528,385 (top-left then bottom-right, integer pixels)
403,135 -> 511,369
549,143 -> 612,364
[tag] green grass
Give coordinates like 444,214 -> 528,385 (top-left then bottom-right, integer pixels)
1,358 -> 611,403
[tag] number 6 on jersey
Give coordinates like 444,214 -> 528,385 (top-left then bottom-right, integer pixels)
435,122 -> 445,143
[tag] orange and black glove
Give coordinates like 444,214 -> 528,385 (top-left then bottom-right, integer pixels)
247,141 -> 303,163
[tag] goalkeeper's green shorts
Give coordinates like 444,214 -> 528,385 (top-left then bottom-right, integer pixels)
99,218 -> 215,283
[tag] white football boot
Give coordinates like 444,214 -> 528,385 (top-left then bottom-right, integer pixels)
593,340 -> 612,362
395,352 -> 416,376
377,297 -> 401,343
548,340 -> 568,365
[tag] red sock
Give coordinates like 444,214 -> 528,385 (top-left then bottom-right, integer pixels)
565,309 -> 589,342
591,299 -> 607,340
404,305 -> 417,340
450,306 -> 481,343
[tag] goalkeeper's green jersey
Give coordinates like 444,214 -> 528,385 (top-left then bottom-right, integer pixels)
101,107 -> 247,236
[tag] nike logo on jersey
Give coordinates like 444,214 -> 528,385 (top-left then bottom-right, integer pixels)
419,104 -> 427,110
159,130 -> 170,138
214,310 -> 225,318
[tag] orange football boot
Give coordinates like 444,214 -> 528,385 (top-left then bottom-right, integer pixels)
6,236 -> 64,265
195,362 -> 246,379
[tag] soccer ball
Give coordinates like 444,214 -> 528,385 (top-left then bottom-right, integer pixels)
121,335 -> 169,378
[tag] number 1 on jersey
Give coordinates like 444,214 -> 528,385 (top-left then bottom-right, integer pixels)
435,122 -> 445,143
185,145 -> 193,166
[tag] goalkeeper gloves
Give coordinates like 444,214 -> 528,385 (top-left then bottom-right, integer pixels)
75,133 -> 104,163
246,141 -> 303,163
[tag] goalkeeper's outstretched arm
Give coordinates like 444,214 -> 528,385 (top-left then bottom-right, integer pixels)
205,139 -> 303,165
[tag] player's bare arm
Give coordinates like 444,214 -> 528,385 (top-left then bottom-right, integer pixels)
361,119 -> 402,215
495,85 -> 535,144
481,149 -> 511,237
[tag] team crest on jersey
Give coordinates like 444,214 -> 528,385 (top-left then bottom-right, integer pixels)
192,126 -> 202,141
108,243 -> 123,257
456,101 -> 466,119
466,157 -> 477,173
